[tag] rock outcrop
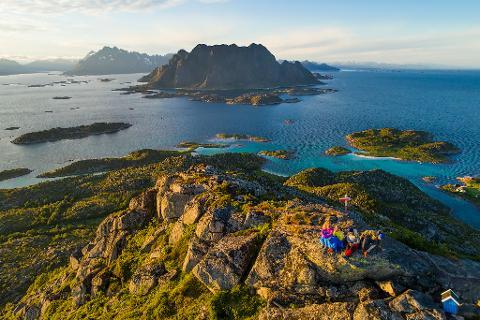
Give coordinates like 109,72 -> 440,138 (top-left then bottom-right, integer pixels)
141,43 -> 319,89
9,163 -> 480,319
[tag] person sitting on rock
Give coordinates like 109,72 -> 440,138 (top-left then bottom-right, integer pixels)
345,228 -> 360,257
320,219 -> 334,252
361,230 -> 384,257
320,220 -> 344,254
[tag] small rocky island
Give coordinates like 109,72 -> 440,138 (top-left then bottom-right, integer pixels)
259,149 -> 295,159
52,96 -> 72,100
325,146 -> 351,156
440,176 -> 480,206
12,122 -> 132,145
346,128 -> 460,163
176,141 -> 229,150
215,133 -> 270,142
0,168 -> 32,182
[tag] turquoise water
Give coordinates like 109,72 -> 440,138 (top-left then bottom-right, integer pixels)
0,70 -> 479,226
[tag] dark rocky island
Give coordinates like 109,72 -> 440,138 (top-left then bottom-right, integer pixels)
215,133 -> 270,142
346,128 -> 460,163
140,43 -> 319,90
0,168 -> 32,182
11,122 -> 132,145
325,146 -> 351,156
259,149 -> 295,159
2,153 -> 480,319
52,96 -> 71,100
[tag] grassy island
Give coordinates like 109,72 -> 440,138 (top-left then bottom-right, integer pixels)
440,176 -> 480,206
325,146 -> 351,156
259,150 -> 295,160
0,168 -> 32,182
215,133 -> 270,142
176,141 -> 230,150
12,122 -> 132,145
346,128 -> 460,163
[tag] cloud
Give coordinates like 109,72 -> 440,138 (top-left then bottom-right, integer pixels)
0,0 -> 223,14
259,26 -> 480,67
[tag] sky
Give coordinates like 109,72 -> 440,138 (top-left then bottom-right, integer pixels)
1,0 -> 480,68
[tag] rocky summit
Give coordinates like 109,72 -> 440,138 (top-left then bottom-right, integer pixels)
140,43 -> 319,89
5,158 -> 480,319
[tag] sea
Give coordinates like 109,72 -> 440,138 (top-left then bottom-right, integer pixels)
0,70 -> 479,227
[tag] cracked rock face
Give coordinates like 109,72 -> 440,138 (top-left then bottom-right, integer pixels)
192,232 -> 260,292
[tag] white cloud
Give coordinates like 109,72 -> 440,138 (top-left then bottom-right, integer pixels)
0,0 -> 223,14
259,26 -> 480,68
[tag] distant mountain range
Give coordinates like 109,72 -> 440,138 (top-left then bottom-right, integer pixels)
0,58 -> 77,75
141,43 -> 319,89
300,60 -> 340,72
65,47 -> 173,76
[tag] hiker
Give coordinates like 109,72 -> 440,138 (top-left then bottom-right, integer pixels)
320,220 -> 345,254
320,220 -> 334,250
345,228 -> 360,257
361,230 -> 384,257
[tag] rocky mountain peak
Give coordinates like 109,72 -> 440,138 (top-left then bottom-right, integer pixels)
141,43 -> 319,89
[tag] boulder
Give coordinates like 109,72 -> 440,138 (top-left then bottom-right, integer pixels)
195,207 -> 231,242
192,232 -> 260,292
244,210 -> 271,228
182,198 -> 205,225
169,221 -> 186,245
129,188 -> 157,219
353,300 -> 403,320
161,192 -> 194,221
129,261 -> 166,296
258,302 -> 356,320
182,236 -> 210,272
389,290 -> 445,319
376,280 -> 405,297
